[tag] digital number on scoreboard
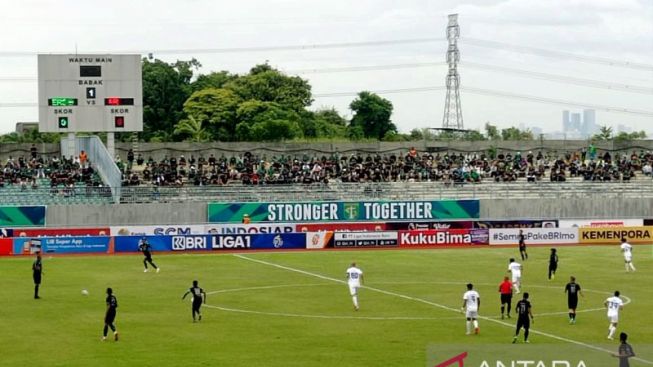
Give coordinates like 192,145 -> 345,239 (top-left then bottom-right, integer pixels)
38,54 -> 143,132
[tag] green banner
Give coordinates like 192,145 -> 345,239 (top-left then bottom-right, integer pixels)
208,200 -> 479,223
0,206 -> 46,227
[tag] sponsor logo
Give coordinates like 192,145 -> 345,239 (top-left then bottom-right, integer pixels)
493,232 -> 576,242
273,234 -> 284,248
154,227 -> 192,236
311,234 -> 320,246
400,231 -> 471,245
343,203 -> 359,220
211,235 -> 251,249
581,229 -> 651,240
172,236 -> 207,251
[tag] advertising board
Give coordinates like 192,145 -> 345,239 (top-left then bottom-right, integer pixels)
208,200 -> 479,223
489,228 -> 578,245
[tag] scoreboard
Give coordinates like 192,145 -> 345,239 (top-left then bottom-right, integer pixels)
38,54 -> 143,132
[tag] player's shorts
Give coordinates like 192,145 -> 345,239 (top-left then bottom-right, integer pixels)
144,253 -> 153,261
105,310 -> 116,324
192,300 -> 202,311
33,274 -> 41,284
549,264 -> 558,271
512,276 -> 521,284
608,314 -> 619,323
519,245 -> 526,251
568,298 -> 578,309
348,284 -> 359,296
466,310 -> 478,319
516,317 -> 530,330
624,255 -> 632,262
501,294 -> 512,304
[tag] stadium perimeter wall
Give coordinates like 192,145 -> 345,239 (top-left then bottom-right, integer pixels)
5,140 -> 653,161
44,197 -> 653,226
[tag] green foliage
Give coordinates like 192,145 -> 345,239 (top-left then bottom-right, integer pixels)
614,130 -> 647,144
501,126 -> 533,140
190,71 -> 236,93
182,88 -> 241,141
484,122 -> 500,140
173,115 -> 211,142
300,108 -> 348,139
224,63 -> 313,113
592,125 -> 613,141
0,129 -> 61,143
348,91 -> 396,140
235,101 -> 301,141
141,58 -> 200,140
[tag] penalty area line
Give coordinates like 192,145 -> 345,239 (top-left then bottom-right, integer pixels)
233,254 -> 652,365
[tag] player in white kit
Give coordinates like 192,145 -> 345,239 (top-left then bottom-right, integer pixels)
508,258 -> 522,294
620,238 -> 636,272
462,283 -> 481,335
604,290 -> 624,340
346,262 -> 364,311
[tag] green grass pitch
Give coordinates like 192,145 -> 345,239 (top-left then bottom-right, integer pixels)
1,245 -> 651,366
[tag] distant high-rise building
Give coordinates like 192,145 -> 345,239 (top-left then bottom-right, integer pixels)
571,113 -> 581,131
562,110 -> 571,131
582,109 -> 598,136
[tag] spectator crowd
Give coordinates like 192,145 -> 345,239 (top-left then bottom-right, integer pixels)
118,147 -> 653,187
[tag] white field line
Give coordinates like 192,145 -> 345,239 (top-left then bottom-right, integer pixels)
234,254 -> 652,365
205,282 -> 628,318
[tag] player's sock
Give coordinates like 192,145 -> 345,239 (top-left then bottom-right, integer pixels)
34,285 -> 39,298
630,263 -> 636,271
473,320 -> 479,334
524,329 -> 529,342
103,325 -> 108,337
466,321 -> 472,334
568,312 -> 573,320
352,296 -> 359,309
608,325 -> 616,339
501,305 -> 505,317
625,263 -> 630,272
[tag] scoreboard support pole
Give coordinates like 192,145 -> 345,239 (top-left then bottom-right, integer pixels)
67,132 -> 76,159
107,132 -> 115,159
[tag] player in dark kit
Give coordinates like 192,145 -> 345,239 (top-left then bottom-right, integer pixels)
102,288 -> 119,341
138,237 -> 159,273
512,292 -> 534,344
498,276 -> 513,319
548,248 -> 558,280
565,276 -> 583,324
518,230 -> 528,260
182,280 -> 206,322
613,332 -> 635,367
32,252 -> 43,299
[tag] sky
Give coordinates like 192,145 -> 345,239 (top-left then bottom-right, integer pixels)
0,0 -> 652,136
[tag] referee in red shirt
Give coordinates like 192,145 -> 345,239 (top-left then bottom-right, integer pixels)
499,276 -> 513,319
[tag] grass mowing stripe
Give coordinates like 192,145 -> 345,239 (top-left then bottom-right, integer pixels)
234,253 -> 653,365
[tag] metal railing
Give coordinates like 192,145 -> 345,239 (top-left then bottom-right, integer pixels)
118,179 -> 653,203
74,136 -> 122,203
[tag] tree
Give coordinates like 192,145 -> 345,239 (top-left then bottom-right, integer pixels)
485,122 -> 500,140
225,64 -> 313,113
300,108 -> 348,139
592,125 -> 613,141
348,91 -> 396,140
501,127 -> 533,140
614,130 -> 647,144
191,71 -> 236,93
173,115 -> 210,142
235,100 -> 301,141
182,88 -> 241,141
141,58 -> 200,140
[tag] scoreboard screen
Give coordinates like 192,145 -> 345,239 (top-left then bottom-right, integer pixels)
38,54 -> 143,132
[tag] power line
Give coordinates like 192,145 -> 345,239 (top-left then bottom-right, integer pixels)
462,38 -> 653,71
8,60 -> 650,95
314,86 -> 653,116
0,38 -> 447,57
291,61 -> 653,95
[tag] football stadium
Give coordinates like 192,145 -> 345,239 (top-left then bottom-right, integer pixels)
1,2 -> 652,367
